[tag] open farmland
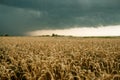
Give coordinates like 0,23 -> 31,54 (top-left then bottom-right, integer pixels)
0,37 -> 120,80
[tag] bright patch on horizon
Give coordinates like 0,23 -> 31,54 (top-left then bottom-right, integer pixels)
26,25 -> 120,36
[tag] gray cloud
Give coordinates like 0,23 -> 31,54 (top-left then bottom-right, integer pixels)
0,0 -> 120,35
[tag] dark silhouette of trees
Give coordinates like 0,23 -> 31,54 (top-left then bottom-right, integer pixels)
0,33 -> 9,36
52,33 -> 57,37
4,33 -> 9,36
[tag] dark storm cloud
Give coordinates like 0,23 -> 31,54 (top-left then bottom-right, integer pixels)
0,0 -> 120,35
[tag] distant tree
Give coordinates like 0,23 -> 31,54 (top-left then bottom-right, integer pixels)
52,33 -> 57,37
3,33 -> 9,36
52,33 -> 65,37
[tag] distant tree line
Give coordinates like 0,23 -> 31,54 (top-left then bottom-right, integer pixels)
51,33 -> 65,37
0,33 -> 9,36
38,33 -> 65,37
38,33 -> 73,37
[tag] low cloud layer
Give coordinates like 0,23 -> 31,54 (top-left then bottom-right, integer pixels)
0,0 -> 120,35
26,25 -> 120,36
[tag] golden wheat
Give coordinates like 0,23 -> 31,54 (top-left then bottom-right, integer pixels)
0,37 -> 120,80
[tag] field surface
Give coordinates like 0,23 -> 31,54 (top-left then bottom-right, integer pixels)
0,37 -> 120,80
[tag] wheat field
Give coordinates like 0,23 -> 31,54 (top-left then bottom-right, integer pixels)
0,37 -> 120,80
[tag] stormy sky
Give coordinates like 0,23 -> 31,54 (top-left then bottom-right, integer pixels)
0,0 -> 120,36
